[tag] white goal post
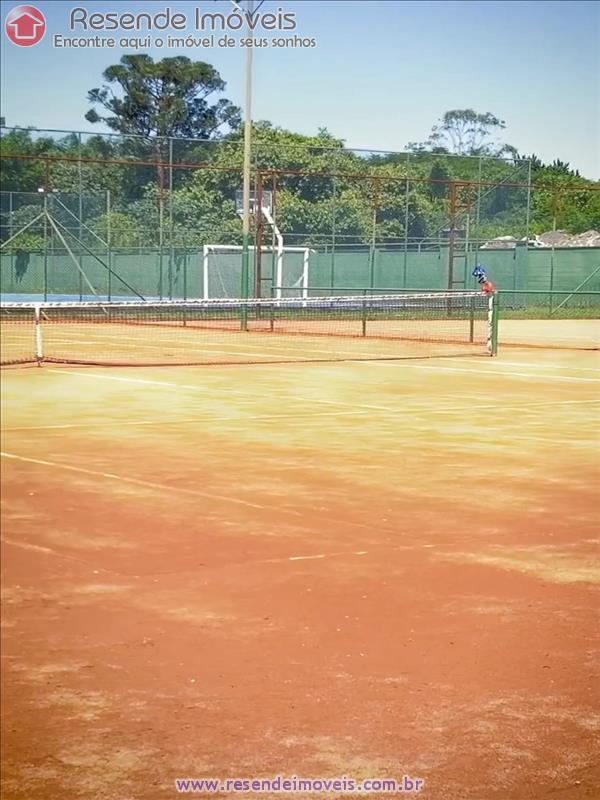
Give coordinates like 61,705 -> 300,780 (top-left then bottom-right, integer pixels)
202,244 -> 311,300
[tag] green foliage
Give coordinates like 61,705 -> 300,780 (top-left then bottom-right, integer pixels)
0,128 -> 56,192
429,162 -> 451,199
4,232 -> 44,252
85,55 -> 241,139
2,121 -> 598,255
2,203 -> 45,251
87,210 -> 146,248
409,109 -> 514,157
525,159 -> 599,234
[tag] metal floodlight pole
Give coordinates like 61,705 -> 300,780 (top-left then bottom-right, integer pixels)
52,196 -> 109,248
43,193 -> 49,301
52,214 -> 145,300
240,0 -> 254,323
45,213 -> 99,298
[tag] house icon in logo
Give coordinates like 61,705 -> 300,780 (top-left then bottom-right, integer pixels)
5,5 -> 46,46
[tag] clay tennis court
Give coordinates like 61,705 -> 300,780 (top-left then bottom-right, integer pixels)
1,319 -> 599,799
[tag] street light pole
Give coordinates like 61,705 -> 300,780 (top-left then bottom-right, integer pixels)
240,0 -> 254,316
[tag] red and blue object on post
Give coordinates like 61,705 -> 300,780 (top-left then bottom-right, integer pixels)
472,265 -> 496,294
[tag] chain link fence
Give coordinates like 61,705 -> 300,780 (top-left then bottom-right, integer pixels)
1,126 -> 598,302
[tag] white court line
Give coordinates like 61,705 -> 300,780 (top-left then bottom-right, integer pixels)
0,533 -> 372,572
433,398 -> 600,412
47,336 -> 291,361
42,369 -> 600,413
48,369 -> 399,413
46,329 -> 377,357
1,536 -> 118,574
40,328 -> 487,361
450,358 -> 600,374
287,551 -> 368,562
0,450 -> 301,514
353,362 -> 600,383
3,397 -> 598,435
0,451 -> 391,536
49,368 -> 599,419
50,369 -> 255,395
1,409 -> 372,432
44,339 -> 413,362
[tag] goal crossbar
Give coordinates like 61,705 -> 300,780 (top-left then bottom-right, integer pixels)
203,244 -> 310,300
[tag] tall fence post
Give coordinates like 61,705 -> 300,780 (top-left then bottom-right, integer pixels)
43,191 -> 48,301
158,149 -> 165,301
369,178 -> 379,290
78,131 -> 83,286
447,181 -> 457,291
403,157 -> 410,287
169,137 -> 174,299
330,175 -> 337,294
9,190 -> 14,293
107,189 -> 111,301
525,159 -> 532,241
549,246 -> 555,315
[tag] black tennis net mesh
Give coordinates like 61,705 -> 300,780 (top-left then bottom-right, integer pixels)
0,294 -> 496,367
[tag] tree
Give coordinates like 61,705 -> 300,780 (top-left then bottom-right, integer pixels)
527,159 -> 598,233
409,109 -> 515,157
0,128 -> 58,193
85,55 -> 241,140
428,161 -> 450,199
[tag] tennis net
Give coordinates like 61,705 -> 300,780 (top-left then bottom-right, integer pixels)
0,293 -> 496,367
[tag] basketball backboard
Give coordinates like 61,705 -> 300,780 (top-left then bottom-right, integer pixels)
235,190 -> 272,217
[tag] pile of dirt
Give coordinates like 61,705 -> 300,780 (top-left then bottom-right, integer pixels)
480,230 -> 600,249
479,236 -> 519,249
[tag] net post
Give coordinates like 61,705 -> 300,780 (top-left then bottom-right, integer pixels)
255,181 -> 263,299
302,248 -> 310,299
469,295 -> 475,343
202,245 -> 209,300
241,234 -> 250,331
107,189 -> 112,301
361,290 -> 367,337
549,247 -> 555,316
269,297 -> 275,332
183,253 -> 188,301
489,292 -> 499,356
34,304 -> 43,365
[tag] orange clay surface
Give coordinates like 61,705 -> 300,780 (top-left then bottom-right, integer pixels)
1,347 -> 599,799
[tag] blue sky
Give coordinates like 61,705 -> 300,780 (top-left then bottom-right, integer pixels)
1,0 -> 599,178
